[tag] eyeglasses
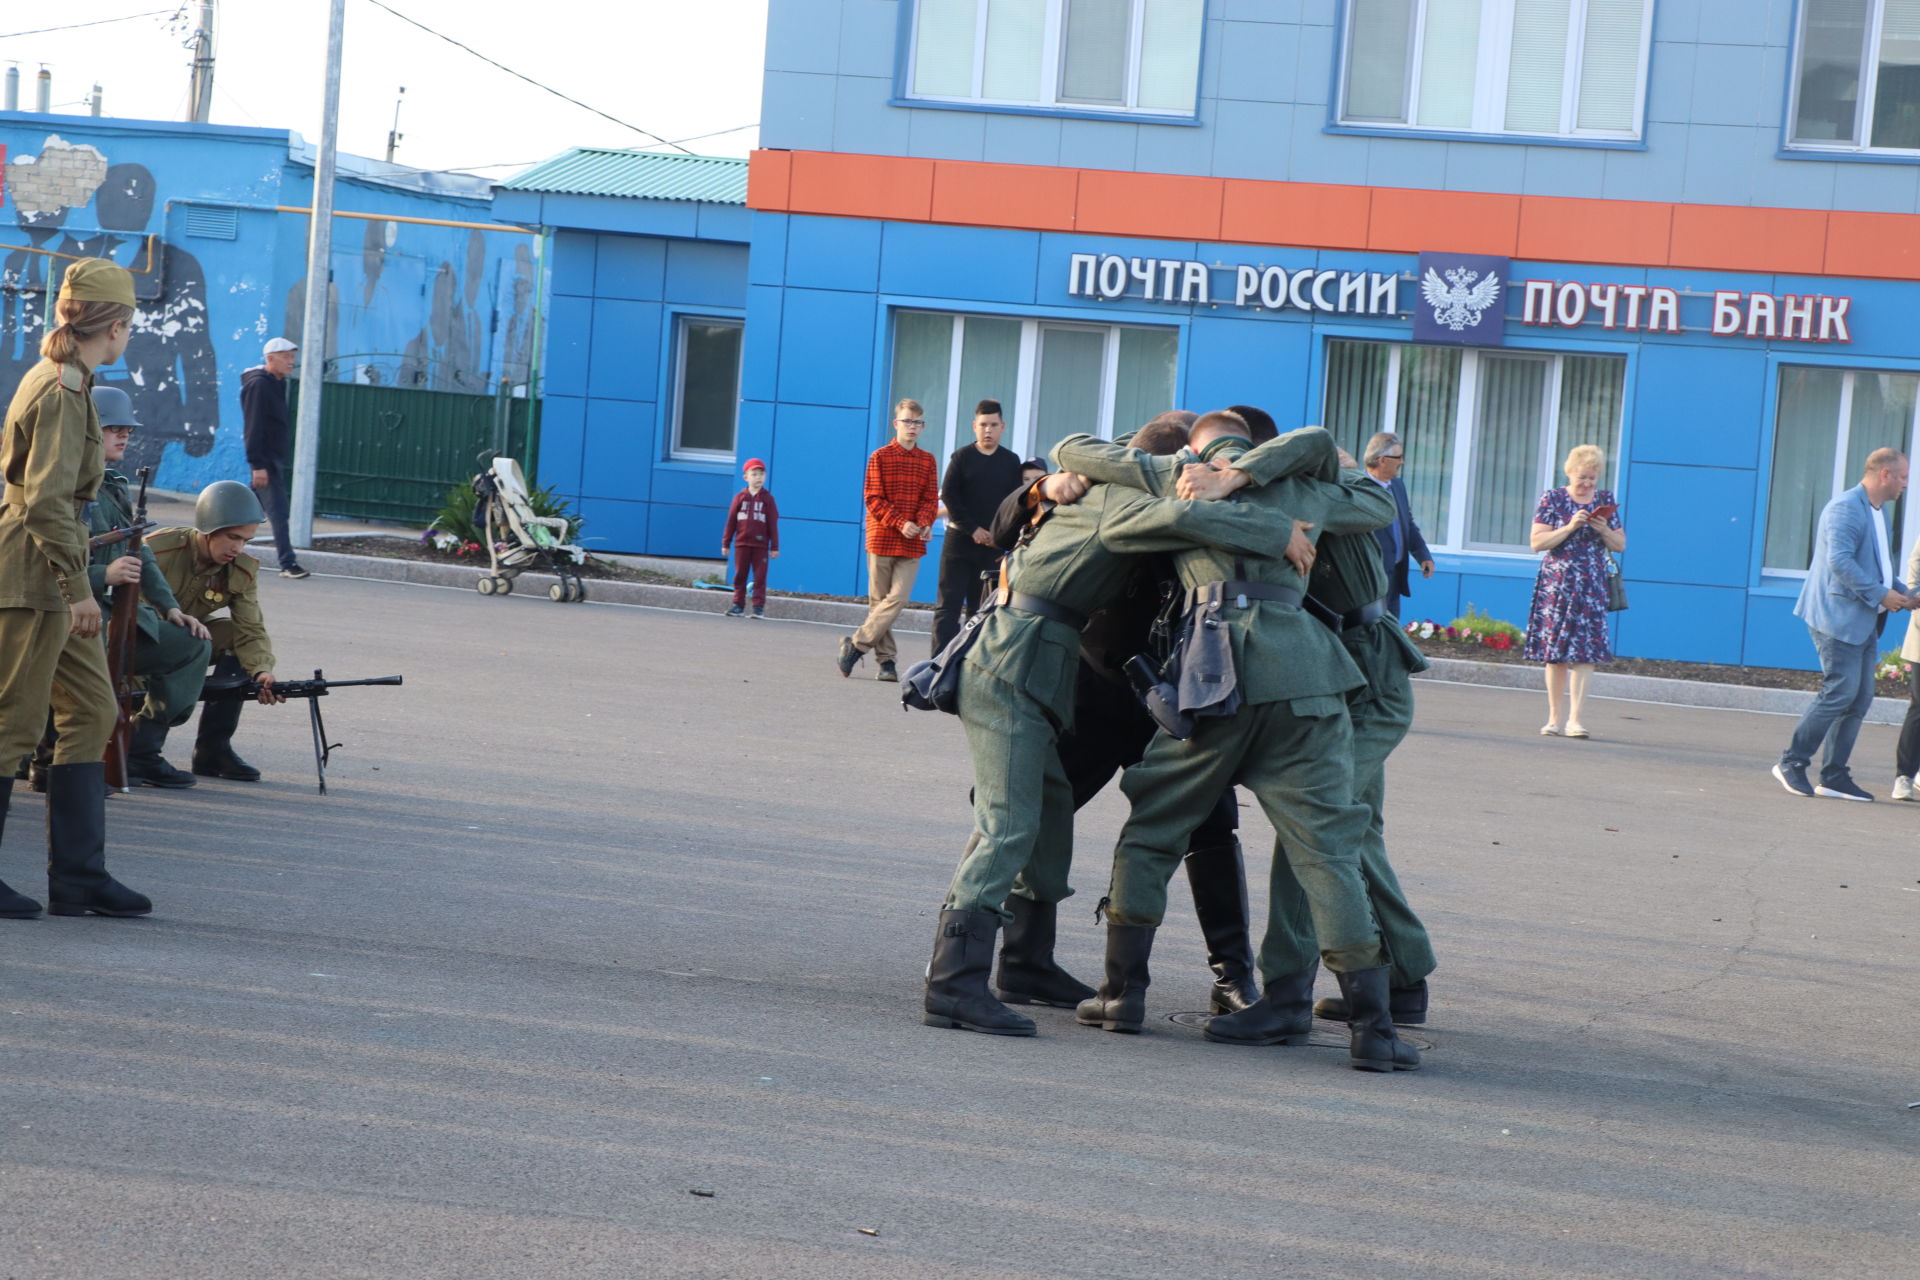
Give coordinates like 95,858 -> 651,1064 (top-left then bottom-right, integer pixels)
1380,453 -> 1404,461
896,418 -> 925,427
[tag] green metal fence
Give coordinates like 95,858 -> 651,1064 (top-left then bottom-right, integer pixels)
293,380 -> 538,527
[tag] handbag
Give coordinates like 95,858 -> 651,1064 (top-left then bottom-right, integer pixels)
1604,551 -> 1628,612
902,494 -> 1051,714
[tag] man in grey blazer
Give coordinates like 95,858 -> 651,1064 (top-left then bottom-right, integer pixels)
1364,432 -> 1433,617
1775,448 -> 1914,801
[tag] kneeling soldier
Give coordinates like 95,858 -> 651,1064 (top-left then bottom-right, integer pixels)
146,481 -> 286,781
88,386 -> 214,786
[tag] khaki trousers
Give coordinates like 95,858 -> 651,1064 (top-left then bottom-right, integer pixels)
852,553 -> 920,663
0,607 -> 115,770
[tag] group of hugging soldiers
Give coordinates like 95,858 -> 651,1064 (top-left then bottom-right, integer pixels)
919,406 -> 1432,1074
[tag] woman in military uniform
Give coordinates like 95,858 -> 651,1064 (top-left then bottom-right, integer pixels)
0,258 -> 152,920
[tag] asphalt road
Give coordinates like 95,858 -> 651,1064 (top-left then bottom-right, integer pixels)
1,572 -> 1916,1279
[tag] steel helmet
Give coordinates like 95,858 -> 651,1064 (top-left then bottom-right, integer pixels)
89,385 -> 140,428
195,480 -> 266,533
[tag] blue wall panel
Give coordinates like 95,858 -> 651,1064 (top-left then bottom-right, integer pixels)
542,294 -> 593,398
579,398 -> 657,502
777,288 -> 878,407
552,231 -> 599,297
665,239 -> 752,307
785,216 -> 885,292
586,299 -> 662,402
536,394 -> 587,497
771,403 -> 876,523
1629,344 -> 1765,470
1616,582 -> 1749,664
1454,573 -> 1537,631
740,285 -> 786,403
1619,463 -> 1755,588
879,223 -> 1040,305
577,497 -> 650,555
594,235 -> 666,302
649,501 -> 730,559
1182,317 -> 1314,427
749,213 -> 790,286
735,400 -> 778,479
774,516 -> 865,596
1744,592 -> 1818,671
1401,571 -> 1463,625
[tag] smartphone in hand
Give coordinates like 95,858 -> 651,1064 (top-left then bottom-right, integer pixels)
1588,502 -> 1618,522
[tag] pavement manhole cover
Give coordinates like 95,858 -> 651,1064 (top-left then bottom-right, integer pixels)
1166,1011 -> 1434,1051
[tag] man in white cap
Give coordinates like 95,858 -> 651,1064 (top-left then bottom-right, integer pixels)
242,337 -> 307,579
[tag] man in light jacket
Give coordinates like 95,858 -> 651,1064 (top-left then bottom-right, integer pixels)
1775,448 -> 1913,801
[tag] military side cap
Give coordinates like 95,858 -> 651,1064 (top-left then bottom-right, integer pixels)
57,258 -> 136,308
195,480 -> 266,533
90,386 -> 140,427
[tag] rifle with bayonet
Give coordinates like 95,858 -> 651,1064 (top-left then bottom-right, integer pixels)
198,669 -> 403,795
102,467 -> 151,791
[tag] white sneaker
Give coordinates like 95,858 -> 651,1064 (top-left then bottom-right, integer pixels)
1894,775 -> 1916,801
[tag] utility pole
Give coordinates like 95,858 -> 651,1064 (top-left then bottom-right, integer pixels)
290,0 -> 345,551
385,86 -> 405,163
186,0 -> 214,123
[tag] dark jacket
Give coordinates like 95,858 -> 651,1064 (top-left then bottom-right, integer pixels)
1371,474 -> 1432,604
240,366 -> 290,469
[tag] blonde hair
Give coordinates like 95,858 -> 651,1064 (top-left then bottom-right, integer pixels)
40,298 -> 132,364
892,398 -> 924,420
1564,444 -> 1606,479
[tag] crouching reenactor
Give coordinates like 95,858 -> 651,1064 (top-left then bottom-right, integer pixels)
87,387 -> 214,787
146,481 -> 286,782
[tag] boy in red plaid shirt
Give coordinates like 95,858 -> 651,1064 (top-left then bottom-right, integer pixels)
837,399 -> 939,681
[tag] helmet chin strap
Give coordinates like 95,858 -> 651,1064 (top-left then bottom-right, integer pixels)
1198,436 -> 1252,462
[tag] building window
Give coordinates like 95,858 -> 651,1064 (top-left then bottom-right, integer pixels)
1764,367 -> 1918,573
1339,0 -> 1652,140
906,0 -> 1203,117
1790,0 -> 1920,153
670,317 -> 743,459
1322,338 -> 1624,554
888,310 -> 1178,463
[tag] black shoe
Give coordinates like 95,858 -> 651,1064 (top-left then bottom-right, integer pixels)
127,718 -> 195,789
0,780 -> 43,919
1183,839 -> 1259,1014
279,565 -> 311,579
1074,923 -> 1155,1033
44,763 -> 151,918
751,607 -> 764,619
1814,773 -> 1874,802
836,636 -> 862,677
1335,965 -> 1420,1072
26,763 -> 48,794
876,661 -> 899,683
192,696 -> 261,781
1772,762 -> 1814,797
923,908 -> 1037,1035
726,604 -> 745,617
995,895 -> 1095,1008
1314,977 -> 1429,1026
1205,966 -> 1317,1045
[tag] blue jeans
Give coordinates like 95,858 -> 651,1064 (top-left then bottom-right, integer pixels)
1781,625 -> 1880,784
252,461 -> 297,571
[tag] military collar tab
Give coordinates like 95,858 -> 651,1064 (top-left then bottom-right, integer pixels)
1199,436 -> 1252,462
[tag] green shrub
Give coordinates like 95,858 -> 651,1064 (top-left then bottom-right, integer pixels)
1449,604 -> 1525,641
427,479 -> 587,555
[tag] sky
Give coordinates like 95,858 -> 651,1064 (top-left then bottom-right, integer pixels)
0,0 -> 769,178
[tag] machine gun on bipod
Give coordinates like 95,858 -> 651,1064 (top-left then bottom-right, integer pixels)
199,670 -> 403,795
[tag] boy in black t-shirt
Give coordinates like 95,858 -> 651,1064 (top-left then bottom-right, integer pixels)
931,399 -> 1025,654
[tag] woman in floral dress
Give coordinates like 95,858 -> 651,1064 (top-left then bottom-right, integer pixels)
1525,444 -> 1627,738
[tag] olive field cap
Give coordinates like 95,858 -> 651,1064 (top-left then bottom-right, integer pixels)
90,386 -> 140,428
57,258 -> 136,307
263,337 -> 297,355
195,480 -> 266,533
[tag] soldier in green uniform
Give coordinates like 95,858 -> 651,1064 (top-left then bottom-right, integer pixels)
86,385 -> 215,787
1057,414 -> 1420,1072
0,258 -> 152,920
924,423 -> 1308,1037
145,481 -> 287,782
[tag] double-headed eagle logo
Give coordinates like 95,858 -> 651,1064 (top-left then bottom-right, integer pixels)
1421,266 -> 1502,332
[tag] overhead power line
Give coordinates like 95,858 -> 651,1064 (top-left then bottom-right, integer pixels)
359,0 -> 693,154
0,8 -> 179,41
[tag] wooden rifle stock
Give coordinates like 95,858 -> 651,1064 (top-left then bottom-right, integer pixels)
102,467 -> 151,792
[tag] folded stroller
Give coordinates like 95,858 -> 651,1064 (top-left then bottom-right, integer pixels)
471,456 -> 589,603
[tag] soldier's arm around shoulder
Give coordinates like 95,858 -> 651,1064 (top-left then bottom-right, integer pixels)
1306,471 -> 1398,536
1050,433 -> 1176,496
1096,484 -> 1298,558
1225,426 -> 1337,489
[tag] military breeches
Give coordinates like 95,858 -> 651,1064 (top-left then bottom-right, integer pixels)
1261,672 -> 1435,985
0,607 -> 115,769
946,667 -> 1075,919
1106,699 -> 1384,973
134,619 -> 214,726
1056,662 -> 1238,840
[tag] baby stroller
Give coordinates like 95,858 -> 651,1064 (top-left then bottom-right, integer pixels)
470,455 -> 590,603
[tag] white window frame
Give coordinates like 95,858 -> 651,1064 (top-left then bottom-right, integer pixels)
897,309 -> 1178,462
1786,0 -> 1920,155
1763,365 -> 1920,577
1325,340 -> 1626,556
1335,0 -> 1654,141
903,0 -> 1201,118
668,315 -> 743,462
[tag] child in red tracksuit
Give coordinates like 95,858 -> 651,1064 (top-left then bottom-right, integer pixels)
722,458 -> 779,617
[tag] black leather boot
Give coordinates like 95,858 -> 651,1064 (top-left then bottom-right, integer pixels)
1336,965 -> 1420,1072
1183,838 -> 1259,1014
1313,978 -> 1429,1026
923,908 -> 1036,1036
128,718 -> 196,789
0,779 -> 44,919
45,762 -> 151,918
1074,923 -> 1155,1033
995,895 -> 1095,1007
1204,964 -> 1317,1046
192,697 -> 260,781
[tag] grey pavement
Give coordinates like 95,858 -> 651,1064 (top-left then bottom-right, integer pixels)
1,572 -> 1917,1278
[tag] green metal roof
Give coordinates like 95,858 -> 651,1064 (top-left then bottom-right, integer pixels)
498,148 -> 747,204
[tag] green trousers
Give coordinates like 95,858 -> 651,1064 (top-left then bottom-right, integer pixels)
1260,660 -> 1436,986
1105,697 -> 1385,973
944,666 -> 1076,921
134,616 -> 213,727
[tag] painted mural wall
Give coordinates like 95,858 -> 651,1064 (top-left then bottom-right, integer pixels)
0,111 -> 531,496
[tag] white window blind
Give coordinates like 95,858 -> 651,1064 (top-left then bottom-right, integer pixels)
1577,0 -> 1645,130
1417,0 -> 1482,129
909,0 -> 1199,115
1503,0 -> 1571,134
1061,0 -> 1131,103
983,0 -> 1047,101
1765,366 -> 1920,572
1138,0 -> 1206,110
1345,0 -> 1415,121
914,0 -> 980,98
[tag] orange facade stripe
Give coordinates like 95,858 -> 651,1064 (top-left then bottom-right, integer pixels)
750,149 -> 1920,283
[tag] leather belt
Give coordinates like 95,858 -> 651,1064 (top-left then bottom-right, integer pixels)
1340,600 -> 1386,629
1187,581 -> 1303,611
1003,590 -> 1089,631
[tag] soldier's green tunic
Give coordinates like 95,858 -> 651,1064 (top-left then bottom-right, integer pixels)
146,527 -> 276,678
88,471 -> 213,725
944,481 -> 1305,923
1053,428 -> 1397,972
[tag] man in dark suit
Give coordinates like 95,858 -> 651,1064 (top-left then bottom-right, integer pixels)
1364,432 -> 1432,618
